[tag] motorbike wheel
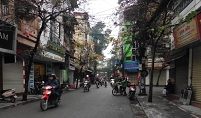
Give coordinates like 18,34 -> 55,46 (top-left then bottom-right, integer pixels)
96,83 -> 99,88
30,89 -> 36,94
10,96 -> 16,103
129,92 -> 135,100
65,85 -> 69,91
112,88 -> 117,96
55,98 -> 60,107
40,99 -> 48,111
84,87 -> 86,92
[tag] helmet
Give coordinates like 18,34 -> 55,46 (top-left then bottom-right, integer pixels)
49,73 -> 56,79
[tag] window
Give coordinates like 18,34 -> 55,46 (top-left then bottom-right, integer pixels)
174,0 -> 193,17
1,1 -> 9,16
125,56 -> 132,61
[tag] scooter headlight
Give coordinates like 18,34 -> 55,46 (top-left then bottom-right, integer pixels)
131,87 -> 135,91
47,91 -> 51,95
43,91 -> 51,95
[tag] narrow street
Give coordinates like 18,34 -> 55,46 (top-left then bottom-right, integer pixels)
0,84 -> 135,118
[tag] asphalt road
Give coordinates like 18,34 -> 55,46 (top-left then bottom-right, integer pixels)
0,83 -> 135,118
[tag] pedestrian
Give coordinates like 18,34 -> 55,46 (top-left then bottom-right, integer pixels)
121,77 -> 127,96
163,78 -> 174,97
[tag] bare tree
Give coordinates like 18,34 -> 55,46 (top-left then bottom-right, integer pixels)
13,0 -> 85,100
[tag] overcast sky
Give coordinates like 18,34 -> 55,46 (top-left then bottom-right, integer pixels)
80,0 -> 119,58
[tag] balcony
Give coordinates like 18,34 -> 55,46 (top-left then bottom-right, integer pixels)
16,19 -> 38,44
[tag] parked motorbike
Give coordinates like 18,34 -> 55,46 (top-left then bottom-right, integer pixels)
30,81 -> 44,94
128,83 -> 136,100
62,81 -> 69,91
83,81 -> 90,92
0,89 -> 17,103
112,82 -> 123,96
64,84 -> 69,91
40,85 -> 60,111
96,81 -> 100,88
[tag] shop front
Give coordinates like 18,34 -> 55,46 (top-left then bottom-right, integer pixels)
124,61 -> 138,83
191,13 -> 201,102
0,18 -> 17,92
192,46 -> 201,102
33,40 -> 66,88
172,13 -> 201,98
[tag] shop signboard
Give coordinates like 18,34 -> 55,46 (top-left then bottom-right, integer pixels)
69,57 -> 75,70
196,13 -> 201,40
43,51 -> 65,62
0,18 -> 17,54
46,40 -> 66,57
124,61 -> 138,71
173,17 -> 199,49
29,64 -> 34,89
0,31 -> 14,50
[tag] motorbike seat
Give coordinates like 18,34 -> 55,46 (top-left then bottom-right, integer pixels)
1,89 -> 12,94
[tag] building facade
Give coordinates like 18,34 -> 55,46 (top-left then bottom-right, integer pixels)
170,0 -> 201,103
73,12 -> 90,84
0,0 -> 18,92
0,0 -> 78,92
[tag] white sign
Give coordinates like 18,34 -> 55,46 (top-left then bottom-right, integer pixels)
69,57 -> 75,70
29,65 -> 34,89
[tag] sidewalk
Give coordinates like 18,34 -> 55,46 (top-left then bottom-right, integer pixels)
0,88 -> 76,111
135,87 -> 201,118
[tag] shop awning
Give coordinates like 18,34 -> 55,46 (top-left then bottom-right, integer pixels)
166,49 -> 187,63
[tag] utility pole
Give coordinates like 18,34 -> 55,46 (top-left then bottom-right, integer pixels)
121,46 -> 124,77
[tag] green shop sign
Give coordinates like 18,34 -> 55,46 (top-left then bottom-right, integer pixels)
47,40 -> 66,57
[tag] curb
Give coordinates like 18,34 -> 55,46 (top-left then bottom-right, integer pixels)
0,89 -> 77,111
134,96 -> 148,118
0,98 -> 41,111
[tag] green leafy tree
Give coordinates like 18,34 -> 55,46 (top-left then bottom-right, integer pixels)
90,21 -> 111,74
123,0 -> 198,102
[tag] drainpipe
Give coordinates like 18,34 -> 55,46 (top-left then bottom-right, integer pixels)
188,48 -> 192,86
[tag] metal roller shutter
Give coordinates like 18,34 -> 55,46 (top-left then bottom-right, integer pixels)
192,46 -> 201,102
175,55 -> 188,95
153,70 -> 166,86
128,72 -> 138,83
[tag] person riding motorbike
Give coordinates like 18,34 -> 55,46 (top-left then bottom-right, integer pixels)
114,75 -> 122,93
84,75 -> 91,88
95,75 -> 101,86
45,74 -> 60,101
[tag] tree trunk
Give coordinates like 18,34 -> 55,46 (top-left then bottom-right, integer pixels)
22,22 -> 46,101
148,31 -> 164,102
156,65 -> 168,86
76,65 -> 83,89
148,53 -> 155,102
